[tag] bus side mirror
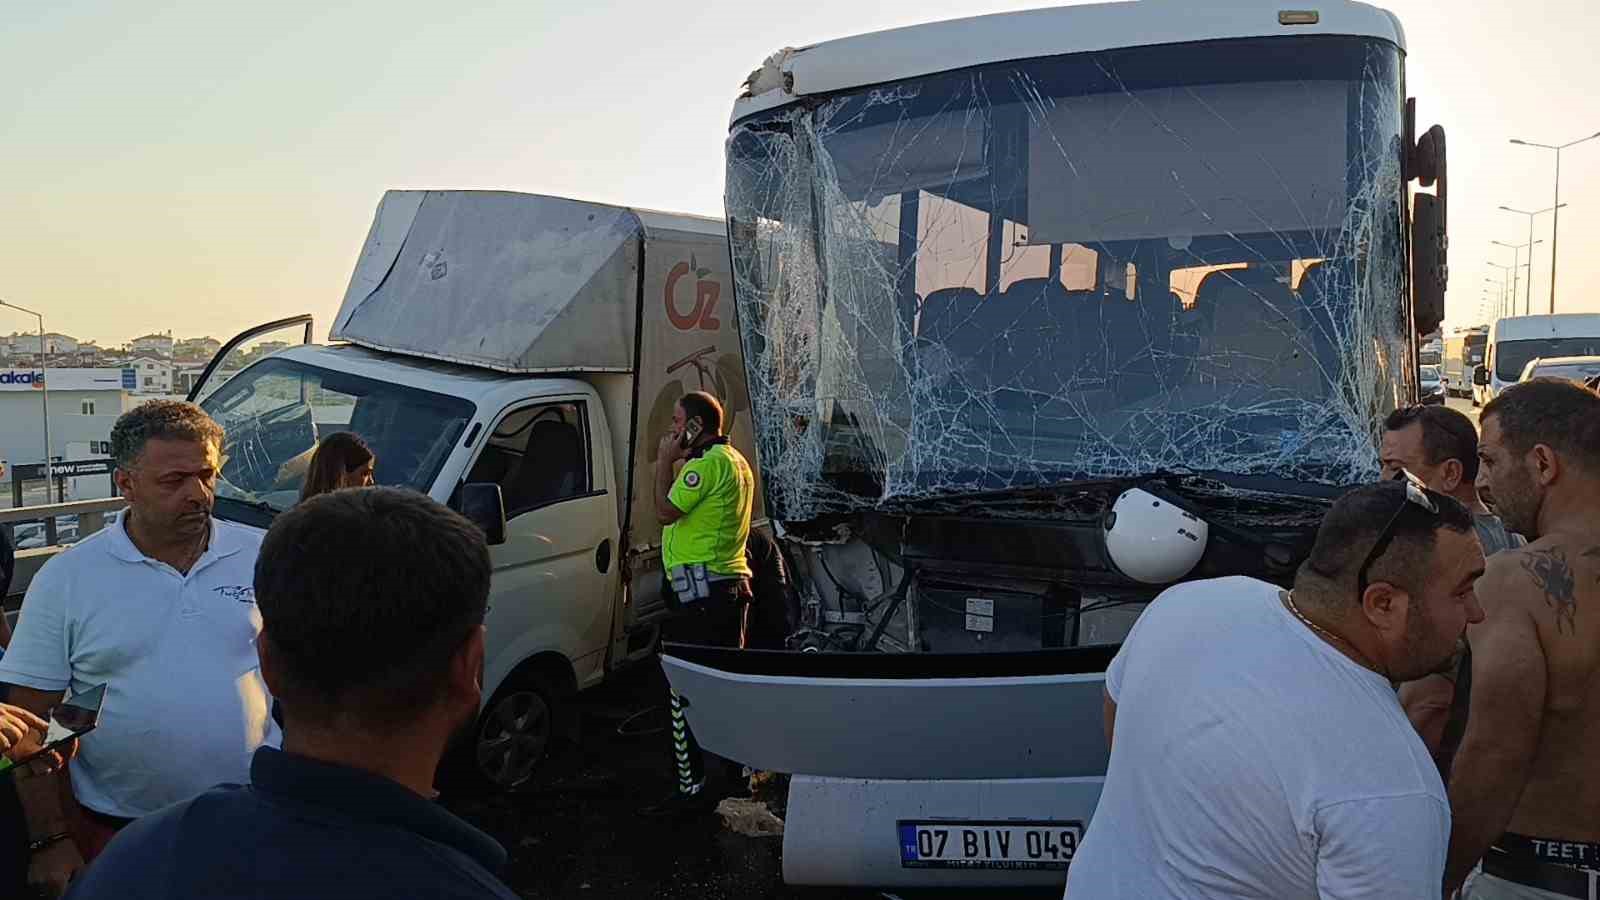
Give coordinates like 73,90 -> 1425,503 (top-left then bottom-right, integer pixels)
1411,191 -> 1446,336
456,482 -> 508,546
1473,365 -> 1489,387
1414,122 -> 1452,336
1406,104 -> 1448,338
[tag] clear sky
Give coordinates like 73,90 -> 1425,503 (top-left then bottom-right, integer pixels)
3,0 -> 1597,348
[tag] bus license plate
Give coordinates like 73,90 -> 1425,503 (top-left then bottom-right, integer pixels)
897,820 -> 1083,870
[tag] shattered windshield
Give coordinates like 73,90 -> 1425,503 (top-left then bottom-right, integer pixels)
200,357 -> 473,521
728,36 -> 1408,521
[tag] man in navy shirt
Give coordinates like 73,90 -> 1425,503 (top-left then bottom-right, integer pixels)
66,487 -> 517,900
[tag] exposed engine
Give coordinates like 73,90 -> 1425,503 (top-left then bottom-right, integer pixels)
775,478 -> 1325,656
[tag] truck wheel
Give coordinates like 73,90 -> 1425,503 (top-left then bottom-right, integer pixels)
444,672 -> 558,795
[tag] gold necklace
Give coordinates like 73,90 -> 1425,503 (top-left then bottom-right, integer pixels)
1282,591 -> 1386,677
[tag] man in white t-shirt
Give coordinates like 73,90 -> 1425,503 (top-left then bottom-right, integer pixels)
0,400 -> 278,897
1065,476 -> 1486,899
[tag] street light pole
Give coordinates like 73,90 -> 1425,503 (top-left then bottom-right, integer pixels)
1491,239 -> 1541,316
1498,203 -> 1565,315
1486,270 -> 1512,320
0,299 -> 51,487
1511,133 -> 1600,313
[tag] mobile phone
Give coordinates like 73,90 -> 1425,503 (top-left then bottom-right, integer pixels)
0,682 -> 106,774
680,419 -> 702,448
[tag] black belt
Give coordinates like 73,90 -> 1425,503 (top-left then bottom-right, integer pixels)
1482,832 -> 1600,899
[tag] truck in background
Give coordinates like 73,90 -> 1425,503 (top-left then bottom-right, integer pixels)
1442,327 -> 1486,398
1472,313 -> 1600,406
1419,338 -> 1442,367
187,190 -> 763,792
664,0 -> 1448,888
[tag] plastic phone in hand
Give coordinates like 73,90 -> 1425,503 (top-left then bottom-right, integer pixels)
680,420 -> 703,449
0,682 -> 105,774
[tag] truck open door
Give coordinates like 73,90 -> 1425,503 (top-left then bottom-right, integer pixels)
186,314 -> 316,404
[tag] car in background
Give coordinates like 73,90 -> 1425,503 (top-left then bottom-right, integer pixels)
1519,355 -> 1600,386
1419,364 -> 1445,404
10,516 -> 80,550
1476,315 -> 1600,406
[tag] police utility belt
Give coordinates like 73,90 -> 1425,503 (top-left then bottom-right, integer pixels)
668,563 -> 746,605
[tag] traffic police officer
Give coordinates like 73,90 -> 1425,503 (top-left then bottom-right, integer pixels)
644,391 -> 755,816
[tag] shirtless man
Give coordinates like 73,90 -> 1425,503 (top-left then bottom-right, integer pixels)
1446,378 -> 1600,899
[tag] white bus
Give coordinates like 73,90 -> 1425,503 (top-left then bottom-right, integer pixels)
1474,314 -> 1600,405
668,0 -> 1448,888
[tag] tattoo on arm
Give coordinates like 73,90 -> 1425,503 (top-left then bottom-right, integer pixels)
1522,548 -> 1578,636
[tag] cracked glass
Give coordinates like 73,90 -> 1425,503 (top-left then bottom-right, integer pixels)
728,35 -> 1409,523
202,357 -> 473,520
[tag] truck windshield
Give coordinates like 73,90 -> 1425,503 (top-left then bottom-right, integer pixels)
727,35 -> 1408,521
1499,339 -> 1600,382
200,357 -> 473,523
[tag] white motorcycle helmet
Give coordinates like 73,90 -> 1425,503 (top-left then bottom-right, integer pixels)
1103,488 -> 1209,584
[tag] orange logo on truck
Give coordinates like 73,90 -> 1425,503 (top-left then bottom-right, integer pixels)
665,256 -> 722,331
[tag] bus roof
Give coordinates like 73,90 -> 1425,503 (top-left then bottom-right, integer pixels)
733,0 -> 1407,125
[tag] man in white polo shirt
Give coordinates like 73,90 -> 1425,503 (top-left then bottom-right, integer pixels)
1065,476 -> 1486,899
0,400 -> 277,897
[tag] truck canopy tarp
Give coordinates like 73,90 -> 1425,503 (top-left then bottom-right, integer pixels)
331,191 -> 646,374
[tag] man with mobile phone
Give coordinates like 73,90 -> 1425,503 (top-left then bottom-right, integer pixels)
0,401 -> 277,898
643,391 -> 756,818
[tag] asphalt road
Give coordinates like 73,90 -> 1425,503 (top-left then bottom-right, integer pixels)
1445,393 -> 1480,424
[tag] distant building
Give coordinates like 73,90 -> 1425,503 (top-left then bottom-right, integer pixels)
126,356 -> 173,395
173,364 -> 240,399
129,332 -> 175,357
174,336 -> 221,361
0,367 -> 135,493
7,332 -> 80,356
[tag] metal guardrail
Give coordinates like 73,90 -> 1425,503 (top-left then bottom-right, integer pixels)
3,498 -> 126,607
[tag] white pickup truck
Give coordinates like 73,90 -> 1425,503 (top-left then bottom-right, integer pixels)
188,190 -> 763,792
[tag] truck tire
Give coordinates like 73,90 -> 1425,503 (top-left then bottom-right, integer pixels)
443,671 -> 559,795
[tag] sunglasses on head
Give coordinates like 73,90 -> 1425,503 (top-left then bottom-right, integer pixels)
1355,468 -> 1439,600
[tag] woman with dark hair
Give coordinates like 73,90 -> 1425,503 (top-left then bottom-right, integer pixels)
274,433 -> 378,737
299,433 -> 376,502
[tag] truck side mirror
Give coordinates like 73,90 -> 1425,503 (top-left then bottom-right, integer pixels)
1409,122 -> 1448,338
457,482 -> 508,546
1473,365 -> 1489,387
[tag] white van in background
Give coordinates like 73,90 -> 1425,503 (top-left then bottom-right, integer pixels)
1474,314 -> 1600,405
